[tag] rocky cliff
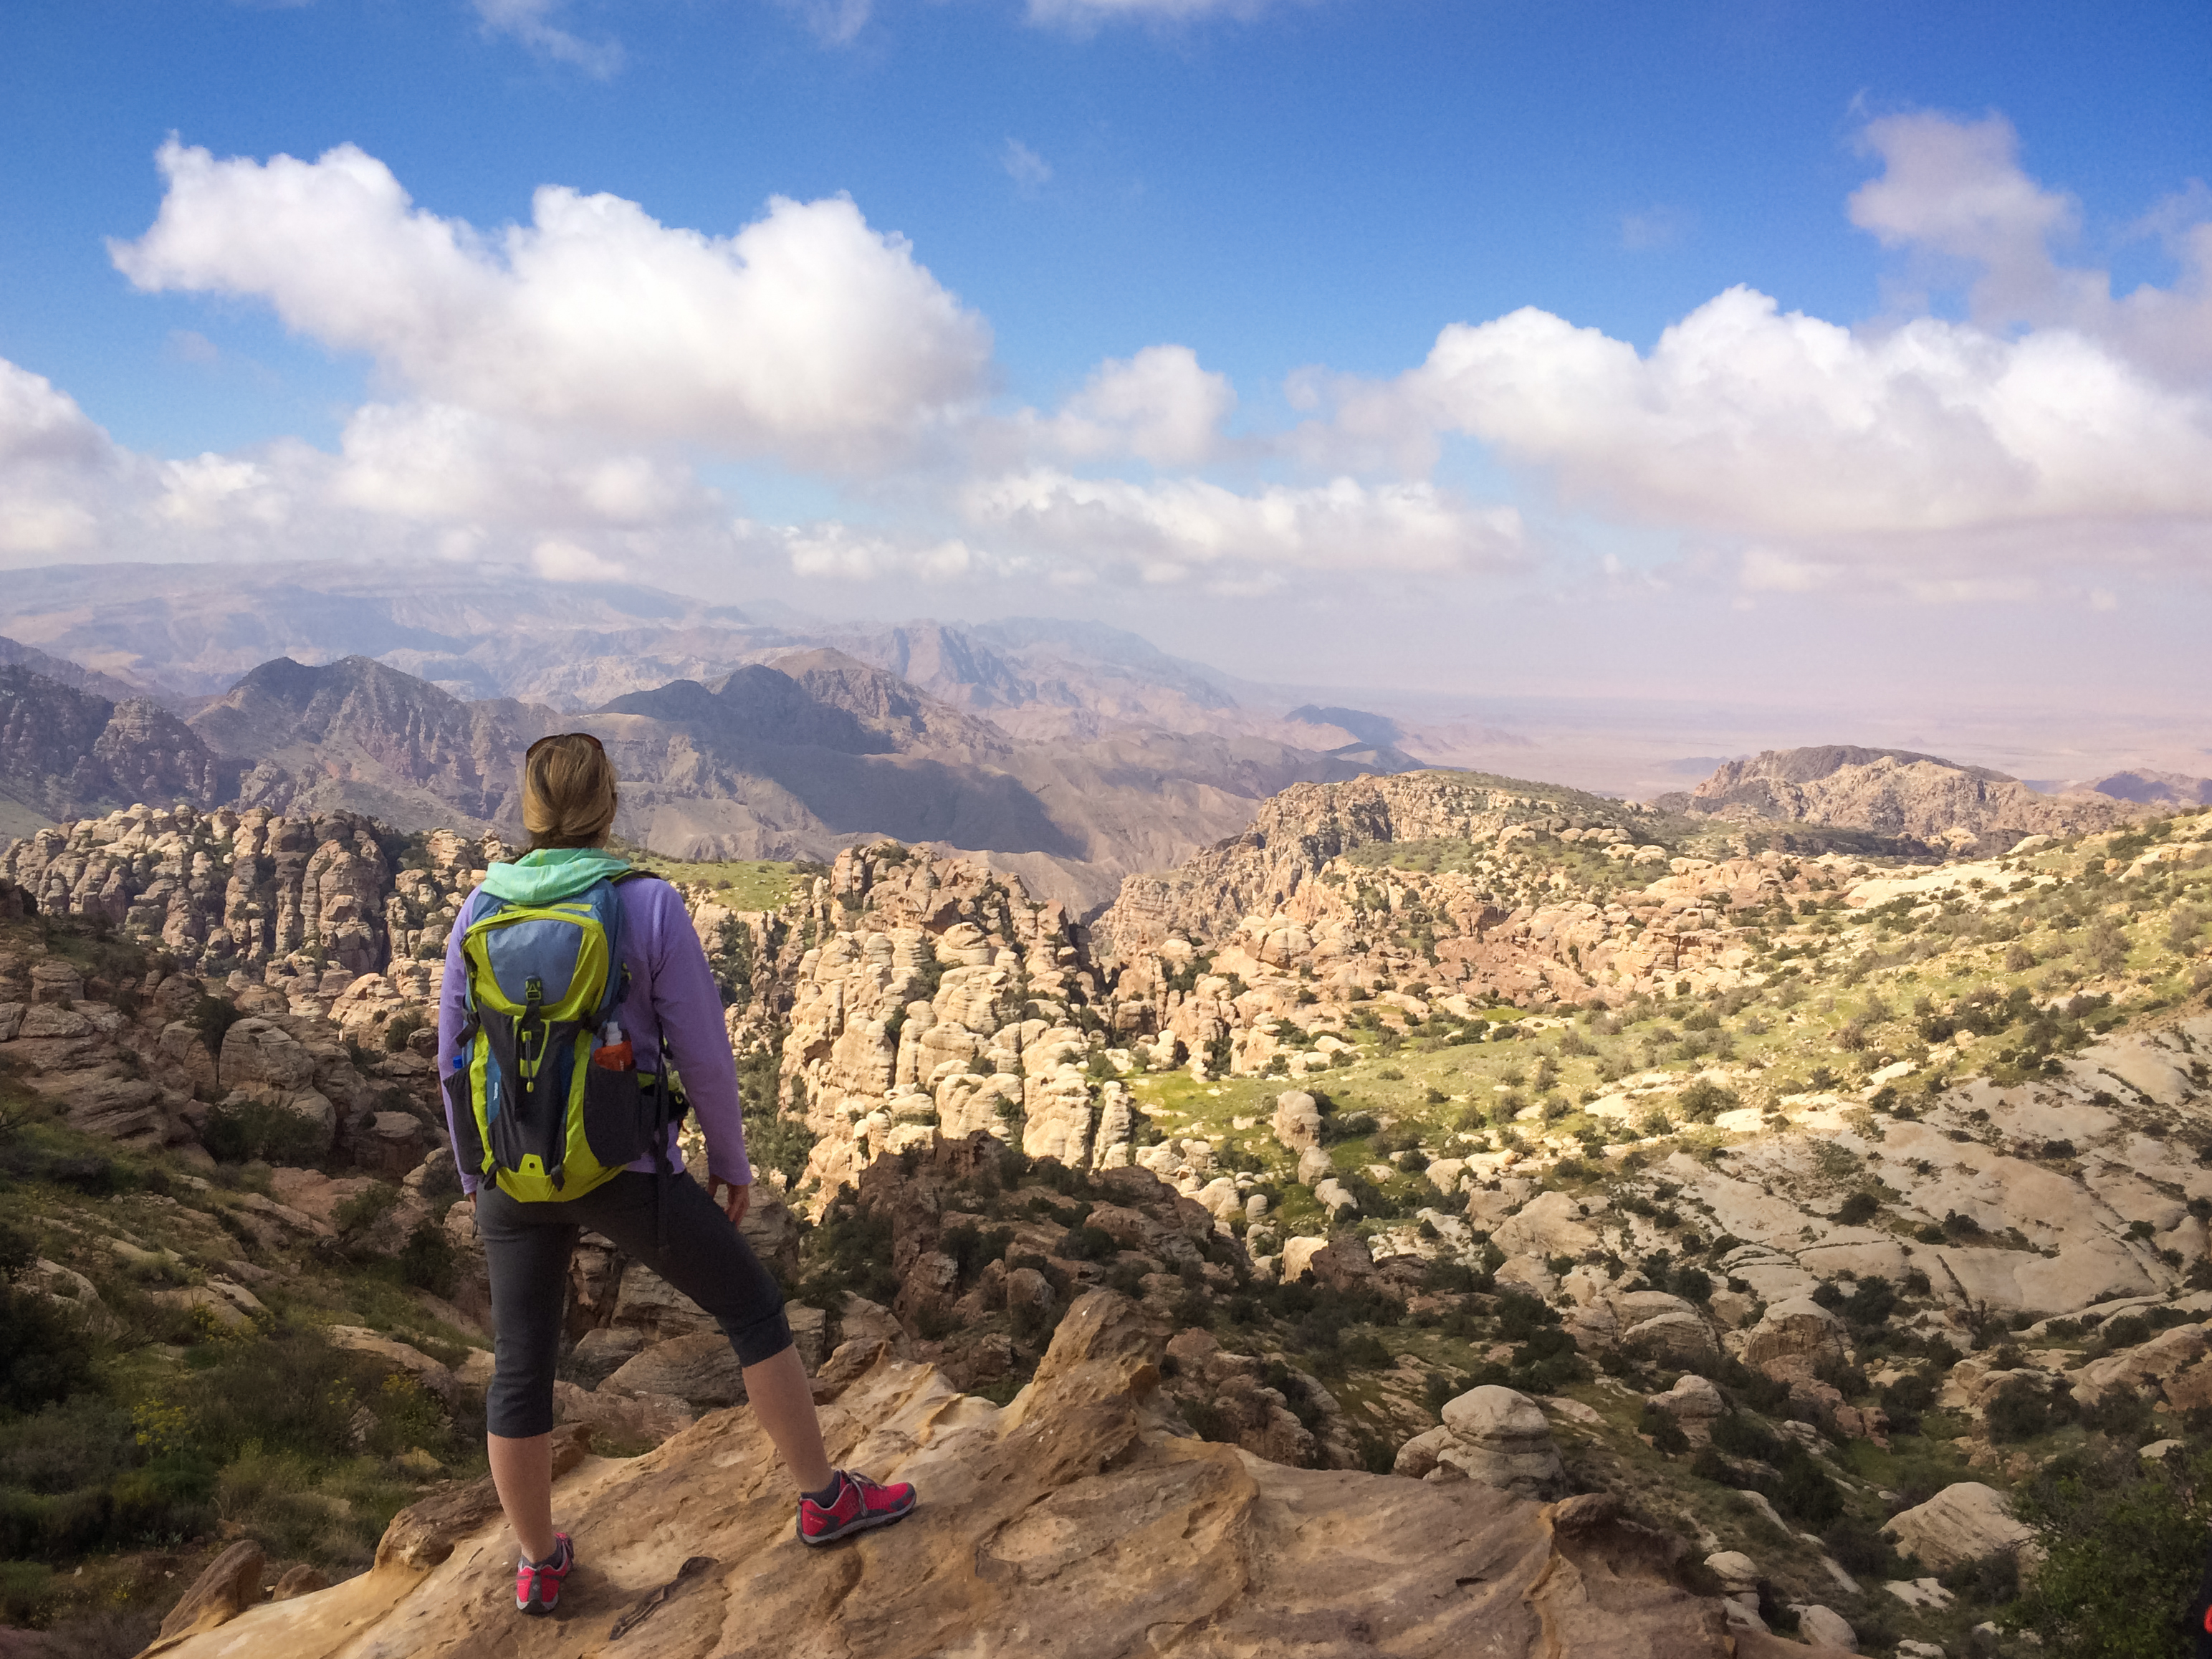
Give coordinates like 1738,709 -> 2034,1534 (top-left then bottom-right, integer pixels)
142,1294 -> 1773,1659
1662,746 -> 2138,848
0,665 -> 231,828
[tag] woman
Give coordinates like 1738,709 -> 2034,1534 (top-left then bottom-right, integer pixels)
438,732 -> 916,1617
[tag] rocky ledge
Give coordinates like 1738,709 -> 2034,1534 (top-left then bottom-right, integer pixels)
141,1292 -> 1848,1659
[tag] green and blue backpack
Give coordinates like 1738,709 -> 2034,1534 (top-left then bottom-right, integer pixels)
444,867 -> 681,1203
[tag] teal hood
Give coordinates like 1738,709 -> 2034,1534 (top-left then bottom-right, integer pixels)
479,847 -> 631,905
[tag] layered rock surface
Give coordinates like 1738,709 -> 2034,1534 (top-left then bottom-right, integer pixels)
145,1294 -> 1765,1659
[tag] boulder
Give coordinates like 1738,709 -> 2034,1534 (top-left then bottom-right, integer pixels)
611,1262 -> 719,1340
1703,1550 -> 1758,1593
1646,1373 -> 1725,1420
1740,1299 -> 1846,1372
1794,1605 -> 1856,1650
1296,1145 -> 1334,1186
1437,1385 -> 1567,1498
1271,1091 -> 1322,1151
1281,1236 -> 1328,1283
270,1565 -> 328,1602
1623,1311 -> 1718,1367
1393,1424 -> 1452,1479
1882,1481 -> 2039,1572
1307,1233 -> 1375,1292
323,1326 -> 460,1407
552,1380 -> 694,1445
154,1539 -> 264,1643
567,1326 -> 646,1387
1313,1177 -> 1356,1215
1490,1190 -> 1600,1259
219,1018 -> 317,1092
603,1333 -> 747,1407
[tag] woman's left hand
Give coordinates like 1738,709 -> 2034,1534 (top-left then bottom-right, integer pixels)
707,1172 -> 750,1228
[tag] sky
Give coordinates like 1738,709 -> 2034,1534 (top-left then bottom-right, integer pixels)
1,0 -> 2209,723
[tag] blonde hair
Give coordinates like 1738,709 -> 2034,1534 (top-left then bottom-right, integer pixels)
522,735 -> 618,849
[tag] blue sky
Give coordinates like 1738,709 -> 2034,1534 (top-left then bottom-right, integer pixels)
1,0 -> 2208,713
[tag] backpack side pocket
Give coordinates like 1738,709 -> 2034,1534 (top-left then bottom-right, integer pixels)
445,1060 -> 487,1177
580,1063 -> 650,1170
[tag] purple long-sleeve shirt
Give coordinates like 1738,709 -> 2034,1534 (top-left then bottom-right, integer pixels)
437,874 -> 750,1195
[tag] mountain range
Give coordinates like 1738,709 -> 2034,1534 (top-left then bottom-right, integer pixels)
0,638 -> 1409,909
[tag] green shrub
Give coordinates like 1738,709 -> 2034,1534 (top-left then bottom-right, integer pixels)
1987,1375 -> 2072,1443
1677,1080 -> 1739,1123
1835,1190 -> 1880,1225
396,1223 -> 456,1296
383,1011 -> 428,1053
2006,1443 -> 2212,1655
188,993 -> 244,1059
0,1283 -> 98,1413
1639,1404 -> 1689,1453
202,1096 -> 327,1165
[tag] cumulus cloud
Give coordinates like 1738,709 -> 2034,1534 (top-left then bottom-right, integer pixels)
1338,287 -> 2212,538
473,0 -> 623,75
1304,111 -> 2212,595
959,469 -> 1525,584
1023,345 -> 1235,468
332,401 -> 718,529
530,539 -> 630,582
1850,110 -> 2212,383
0,350 -> 738,578
112,140 -> 992,472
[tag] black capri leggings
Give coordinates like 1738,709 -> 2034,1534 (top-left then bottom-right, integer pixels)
475,1171 -> 793,1438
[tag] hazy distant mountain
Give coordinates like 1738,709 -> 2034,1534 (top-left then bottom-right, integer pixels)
2074,770 -> 2212,808
187,656 -> 560,828
0,634 -> 177,705
0,663 -> 233,835
123,646 -> 1395,908
1657,745 -> 2137,847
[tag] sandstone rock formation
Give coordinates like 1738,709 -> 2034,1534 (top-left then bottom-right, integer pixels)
1882,1481 -> 2039,1573
146,1294 -> 1751,1659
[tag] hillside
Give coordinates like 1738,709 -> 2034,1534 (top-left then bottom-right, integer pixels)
1659,747 -> 2139,850
9,784 -> 2212,1653
0,664 -> 232,838
0,648 -> 1397,912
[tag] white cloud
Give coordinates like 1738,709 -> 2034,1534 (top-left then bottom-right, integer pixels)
1850,110 -> 2212,383
747,520 -> 1005,583
0,360 -> 130,556
473,0 -> 623,76
1026,344 -> 1234,467
332,401 -> 717,529
1002,138 -> 1053,196
959,469 -> 1525,583
1303,113 -> 2212,595
1345,286 -> 2212,539
530,539 -> 629,582
778,0 -> 871,44
112,140 -> 992,472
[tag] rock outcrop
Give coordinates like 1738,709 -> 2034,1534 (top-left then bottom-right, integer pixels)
147,1294 -> 1748,1659
1882,1481 -> 2039,1572
1665,746 -> 2137,848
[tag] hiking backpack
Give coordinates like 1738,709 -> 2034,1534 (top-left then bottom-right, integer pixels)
444,869 -> 681,1202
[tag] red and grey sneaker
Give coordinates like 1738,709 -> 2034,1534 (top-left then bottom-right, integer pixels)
797,1471 -> 917,1546
514,1533 -> 573,1615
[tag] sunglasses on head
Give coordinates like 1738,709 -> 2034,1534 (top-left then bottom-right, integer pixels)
526,732 -> 605,760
